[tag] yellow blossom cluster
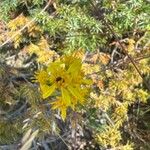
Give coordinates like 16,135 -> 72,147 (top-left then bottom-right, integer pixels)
35,55 -> 92,120
96,126 -> 122,148
7,14 -> 42,48
25,37 -> 59,63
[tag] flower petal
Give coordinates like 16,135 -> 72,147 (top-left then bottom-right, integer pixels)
61,107 -> 67,121
67,59 -> 81,75
35,70 -> 49,84
51,99 -> 62,109
41,84 -> 56,99
61,88 -> 71,106
82,79 -> 93,85
67,86 -> 84,101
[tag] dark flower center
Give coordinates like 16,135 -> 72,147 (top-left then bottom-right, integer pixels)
56,76 -> 64,83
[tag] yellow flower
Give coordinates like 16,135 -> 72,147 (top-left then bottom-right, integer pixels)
125,38 -> 135,55
51,97 -> 68,121
8,14 -> 29,31
35,55 -> 92,120
96,126 -> 122,147
26,38 -> 59,63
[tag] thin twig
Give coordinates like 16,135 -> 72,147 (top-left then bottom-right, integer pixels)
55,132 -> 70,149
102,110 -> 115,126
110,47 -> 118,64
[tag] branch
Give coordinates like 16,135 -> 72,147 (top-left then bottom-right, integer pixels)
87,54 -> 150,76
102,18 -> 150,91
